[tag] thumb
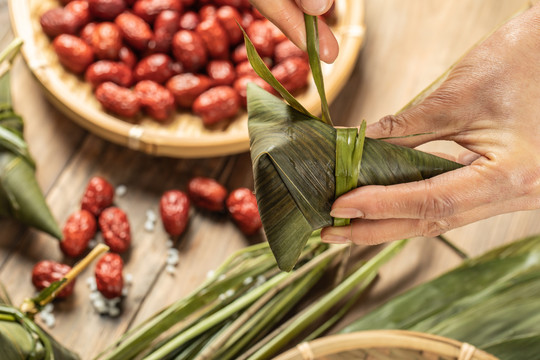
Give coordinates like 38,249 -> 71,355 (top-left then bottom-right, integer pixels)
366,92 -> 457,148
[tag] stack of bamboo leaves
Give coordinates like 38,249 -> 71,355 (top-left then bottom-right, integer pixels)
0,38 -> 61,239
97,237 -> 407,360
343,234 -> 540,360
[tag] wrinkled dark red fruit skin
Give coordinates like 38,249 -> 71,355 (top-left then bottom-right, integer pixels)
85,60 -> 133,88
95,253 -> 123,299
115,12 -> 153,51
166,73 -> 212,108
96,82 -> 141,117
134,80 -> 175,121
171,30 -> 207,72
65,1 -> 92,30
89,22 -> 123,60
99,207 -> 131,253
206,60 -> 236,86
271,57 -> 310,93
188,177 -> 227,212
226,188 -> 262,236
134,54 -> 174,84
81,176 -> 115,216
196,18 -> 229,60
40,8 -> 78,38
53,34 -> 95,74
192,86 -> 240,125
61,209 -> 97,258
133,0 -> 182,24
88,0 -> 126,20
160,190 -> 190,236
32,261 -> 75,298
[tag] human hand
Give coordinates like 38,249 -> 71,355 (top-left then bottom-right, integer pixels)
321,4 -> 540,245
250,0 -> 339,63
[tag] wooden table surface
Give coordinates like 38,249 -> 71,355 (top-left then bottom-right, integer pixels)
2,1 -> 540,359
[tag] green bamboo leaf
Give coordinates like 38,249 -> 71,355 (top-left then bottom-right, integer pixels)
0,305 -> 79,360
342,235 -> 540,357
0,40 -> 61,240
242,28 -> 316,119
0,153 -> 62,239
248,85 -> 461,271
304,14 -> 332,125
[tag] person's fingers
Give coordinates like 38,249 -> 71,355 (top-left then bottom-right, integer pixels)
321,195 -> 531,245
251,0 -> 339,63
365,83 -> 465,148
329,160 -> 508,221
458,150 -> 481,165
294,0 -> 334,15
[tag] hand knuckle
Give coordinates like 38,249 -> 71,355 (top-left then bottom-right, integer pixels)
420,219 -> 451,237
417,183 -> 455,219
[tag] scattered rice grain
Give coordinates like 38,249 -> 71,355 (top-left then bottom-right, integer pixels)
108,307 -> 121,317
144,220 -> 155,232
206,270 -> 215,279
115,185 -> 127,197
166,265 -> 176,274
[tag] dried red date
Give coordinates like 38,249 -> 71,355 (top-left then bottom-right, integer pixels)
271,57 -> 310,92
206,60 -> 236,86
226,188 -> 262,236
199,5 -> 217,20
134,54 -> 174,84
171,30 -> 208,72
274,39 -> 308,64
40,8 -> 78,38
233,75 -> 275,107
95,253 -> 123,299
81,176 -> 115,216
188,177 -> 227,212
80,22 -> 97,43
216,5 -> 242,45
60,209 -> 97,258
88,0 -> 126,20
89,22 -> 123,60
118,46 -> 137,69
86,60 -> 133,88
53,34 -> 94,74
232,44 -> 247,64
246,20 -> 275,57
65,1 -> 92,29
133,0 -> 182,24
96,82 -> 141,117
32,261 -> 75,299
166,73 -> 212,108
115,12 -> 153,51
160,190 -> 190,236
196,18 -> 229,60
134,80 -> 175,121
179,11 -> 199,30
152,10 -> 180,53
192,86 -> 240,125
99,207 -> 131,253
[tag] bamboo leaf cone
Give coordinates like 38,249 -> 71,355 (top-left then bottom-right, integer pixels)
245,15 -> 462,271
247,85 -> 461,271
0,39 -> 61,239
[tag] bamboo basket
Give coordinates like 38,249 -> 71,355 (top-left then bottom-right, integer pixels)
8,0 -> 365,158
274,331 -> 499,360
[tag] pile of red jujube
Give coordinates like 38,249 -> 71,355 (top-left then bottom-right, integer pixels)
160,176 -> 262,237
31,175 -> 262,301
39,0 -> 315,125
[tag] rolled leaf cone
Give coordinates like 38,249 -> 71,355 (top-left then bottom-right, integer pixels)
248,84 -> 462,271
342,234 -> 540,358
0,68 -> 61,239
0,294 -> 79,360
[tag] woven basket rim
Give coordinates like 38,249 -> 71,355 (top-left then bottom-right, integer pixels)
274,330 -> 500,360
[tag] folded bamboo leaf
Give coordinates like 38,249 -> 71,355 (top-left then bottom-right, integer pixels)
0,304 -> 79,360
342,235 -> 540,359
248,84 -> 461,271
0,40 -> 61,239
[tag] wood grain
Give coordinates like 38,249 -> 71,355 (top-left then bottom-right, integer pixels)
1,1 -> 540,359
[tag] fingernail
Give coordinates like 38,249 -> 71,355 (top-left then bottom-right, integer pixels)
322,234 -> 350,244
330,208 -> 364,219
299,0 -> 331,15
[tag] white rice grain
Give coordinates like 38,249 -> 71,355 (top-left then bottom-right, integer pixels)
115,185 -> 127,197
